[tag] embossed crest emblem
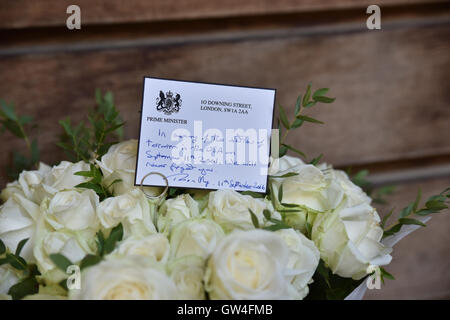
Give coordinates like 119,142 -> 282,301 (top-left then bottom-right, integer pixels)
156,90 -> 182,115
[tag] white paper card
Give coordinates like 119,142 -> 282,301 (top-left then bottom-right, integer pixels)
135,77 -> 276,192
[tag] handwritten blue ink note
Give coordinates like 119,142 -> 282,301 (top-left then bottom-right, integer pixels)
135,77 -> 276,192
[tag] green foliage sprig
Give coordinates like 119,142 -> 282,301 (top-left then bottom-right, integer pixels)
382,188 -> 449,237
278,82 -> 335,158
0,238 -> 40,300
74,163 -> 120,201
0,100 -> 40,180
57,89 -> 124,162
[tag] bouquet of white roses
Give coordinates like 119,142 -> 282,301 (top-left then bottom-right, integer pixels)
0,87 -> 448,300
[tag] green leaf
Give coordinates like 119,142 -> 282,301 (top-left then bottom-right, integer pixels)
279,145 -> 288,157
0,102 -> 18,121
281,143 -> 306,158
313,88 -> 329,98
381,208 -> 394,229
383,224 -> 402,237
302,82 -> 312,107
425,200 -> 447,211
278,184 -> 284,203
49,253 -> 73,272
96,231 -> 105,256
269,172 -> 299,178
0,239 -> 5,255
262,223 -> 290,231
309,154 -> 323,166
263,209 -> 271,220
80,254 -> 102,270
295,115 -> 324,124
248,209 -> 260,228
313,96 -> 335,103
15,238 -> 29,256
8,277 -> 39,300
6,253 -> 27,270
76,182 -> 104,195
380,267 -> 395,281
399,202 -> 414,218
294,95 -> 302,115
398,218 -> 426,227
280,202 -> 298,208
74,170 -> 93,177
240,191 -> 265,198
104,223 -> 124,254
290,118 -> 304,129
278,105 -> 290,130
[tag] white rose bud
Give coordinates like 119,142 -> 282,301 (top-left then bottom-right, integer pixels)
113,234 -> 170,264
158,194 -> 199,234
97,189 -> 156,238
275,228 -> 320,299
0,194 -> 40,261
97,140 -> 161,196
168,256 -> 206,300
169,218 -> 224,260
204,229 -> 292,299
206,189 -> 266,232
312,200 -> 392,280
42,189 -> 99,231
69,256 -> 177,300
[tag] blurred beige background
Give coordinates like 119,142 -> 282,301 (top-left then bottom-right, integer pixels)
0,0 -> 449,299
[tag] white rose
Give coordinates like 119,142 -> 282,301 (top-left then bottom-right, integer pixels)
206,189 -> 267,232
33,216 -> 96,273
114,234 -> 170,263
69,256 -> 177,300
330,169 -> 371,206
97,140 -> 161,196
275,228 -> 320,299
168,256 -> 205,300
312,200 -> 392,280
0,266 -> 20,294
169,218 -> 224,260
33,161 -> 91,202
204,229 -> 292,299
1,181 -> 23,203
97,188 -> 156,237
0,194 -> 40,261
1,162 -> 51,203
269,155 -> 305,175
42,189 -> 99,231
158,194 -> 199,234
271,156 -> 329,212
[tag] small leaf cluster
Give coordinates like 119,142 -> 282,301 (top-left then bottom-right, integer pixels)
278,83 -> 335,158
0,100 -> 40,180
57,89 -> 124,162
382,188 -> 450,237
74,163 -> 120,201
0,238 -> 40,300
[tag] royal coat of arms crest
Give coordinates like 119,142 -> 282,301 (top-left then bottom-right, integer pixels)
156,90 -> 182,115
